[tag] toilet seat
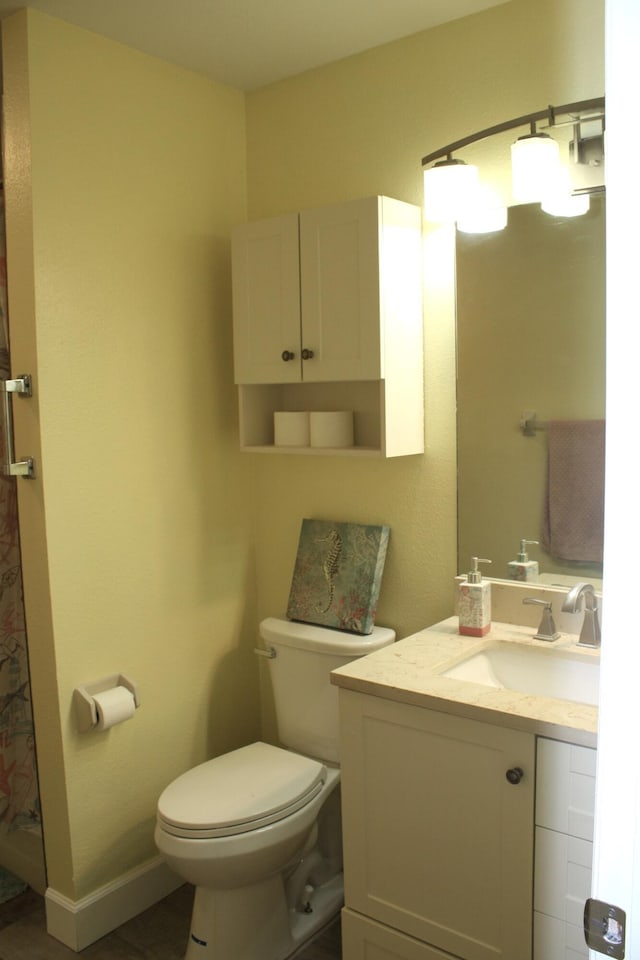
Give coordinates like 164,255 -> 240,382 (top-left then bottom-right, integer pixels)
157,741 -> 327,840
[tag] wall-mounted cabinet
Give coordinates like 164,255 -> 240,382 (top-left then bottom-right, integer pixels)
231,196 -> 424,457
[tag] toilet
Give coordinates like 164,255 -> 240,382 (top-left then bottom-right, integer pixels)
155,616 -> 395,960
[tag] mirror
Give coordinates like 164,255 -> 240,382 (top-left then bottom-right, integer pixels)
455,198 -> 605,587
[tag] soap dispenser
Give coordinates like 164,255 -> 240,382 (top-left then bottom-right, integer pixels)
507,539 -> 540,582
457,557 -> 492,637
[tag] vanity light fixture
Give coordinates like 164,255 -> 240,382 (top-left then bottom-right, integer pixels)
542,192 -> 591,218
423,157 -> 479,223
541,168 -> 591,218
421,97 -> 604,231
456,186 -> 508,234
511,128 -> 561,202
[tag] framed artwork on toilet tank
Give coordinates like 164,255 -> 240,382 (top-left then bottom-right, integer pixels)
286,519 -> 390,635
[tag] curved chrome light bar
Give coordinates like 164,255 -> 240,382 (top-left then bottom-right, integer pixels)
420,97 -> 605,170
421,97 -> 605,228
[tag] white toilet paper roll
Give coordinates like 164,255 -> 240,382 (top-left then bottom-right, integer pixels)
309,411 -> 354,448
274,411 -> 310,447
93,686 -> 136,730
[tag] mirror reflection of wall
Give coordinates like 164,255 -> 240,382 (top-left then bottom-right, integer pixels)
456,198 -> 605,586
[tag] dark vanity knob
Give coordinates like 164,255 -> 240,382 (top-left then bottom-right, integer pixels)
301,348 -> 314,360
281,350 -> 295,362
506,767 -> 524,785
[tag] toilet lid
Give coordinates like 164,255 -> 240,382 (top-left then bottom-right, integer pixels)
157,741 -> 327,839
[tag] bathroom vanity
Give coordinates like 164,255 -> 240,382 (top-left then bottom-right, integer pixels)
331,614 -> 598,960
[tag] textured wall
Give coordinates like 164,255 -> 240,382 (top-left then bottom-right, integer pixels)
245,0 -> 604,735
3,9 -> 258,899
0,0 -> 605,903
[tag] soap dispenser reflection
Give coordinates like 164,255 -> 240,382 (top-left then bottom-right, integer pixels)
457,557 -> 492,637
507,539 -> 539,582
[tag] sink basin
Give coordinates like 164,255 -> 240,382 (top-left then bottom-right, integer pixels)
441,644 -> 599,706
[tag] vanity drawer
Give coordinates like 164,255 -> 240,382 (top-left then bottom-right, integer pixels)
534,827 -> 592,927
536,738 -> 596,840
341,908 -> 455,960
534,911 -> 588,960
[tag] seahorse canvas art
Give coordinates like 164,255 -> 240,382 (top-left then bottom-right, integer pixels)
286,519 -> 390,635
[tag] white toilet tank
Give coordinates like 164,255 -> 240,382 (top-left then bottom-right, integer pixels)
259,617 -> 395,764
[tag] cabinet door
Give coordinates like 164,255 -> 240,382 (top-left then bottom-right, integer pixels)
300,197 -> 382,382
342,907 -> 455,959
232,214 -> 301,384
339,691 -> 535,960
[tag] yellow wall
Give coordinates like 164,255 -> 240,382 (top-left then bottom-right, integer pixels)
2,10 -> 258,899
0,0 -> 605,911
245,0 -> 604,734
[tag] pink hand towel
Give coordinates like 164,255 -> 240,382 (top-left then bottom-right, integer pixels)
542,419 -> 605,563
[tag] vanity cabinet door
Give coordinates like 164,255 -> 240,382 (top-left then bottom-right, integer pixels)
339,690 -> 535,960
342,907 -> 456,959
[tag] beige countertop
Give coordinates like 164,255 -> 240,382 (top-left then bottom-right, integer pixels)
331,616 -> 598,748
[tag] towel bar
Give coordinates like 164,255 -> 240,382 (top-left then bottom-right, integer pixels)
519,411 -> 548,436
520,411 -> 606,436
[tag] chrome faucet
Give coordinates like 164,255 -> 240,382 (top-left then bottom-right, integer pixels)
561,582 -> 601,648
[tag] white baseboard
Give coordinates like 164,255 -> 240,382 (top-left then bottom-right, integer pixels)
45,856 -> 183,952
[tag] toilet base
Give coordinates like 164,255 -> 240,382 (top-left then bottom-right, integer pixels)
287,873 -> 343,957
184,871 -> 343,960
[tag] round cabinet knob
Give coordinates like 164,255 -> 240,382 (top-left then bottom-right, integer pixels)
505,767 -> 524,785
301,348 -> 314,360
281,350 -> 295,362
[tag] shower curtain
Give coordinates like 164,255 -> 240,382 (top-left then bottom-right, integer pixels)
0,194 -> 40,833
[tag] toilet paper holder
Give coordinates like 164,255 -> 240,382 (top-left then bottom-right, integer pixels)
73,674 -> 140,733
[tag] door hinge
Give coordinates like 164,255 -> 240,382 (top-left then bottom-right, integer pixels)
584,898 -> 626,958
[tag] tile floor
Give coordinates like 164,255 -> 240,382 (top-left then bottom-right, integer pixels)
0,884 -> 342,959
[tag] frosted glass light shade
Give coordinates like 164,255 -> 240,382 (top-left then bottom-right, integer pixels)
423,159 -> 479,223
541,167 -> 590,217
457,187 -> 508,234
541,191 -> 590,217
511,133 -> 561,202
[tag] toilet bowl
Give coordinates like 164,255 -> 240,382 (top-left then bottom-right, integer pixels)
155,617 -> 395,960
156,742 -> 339,890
